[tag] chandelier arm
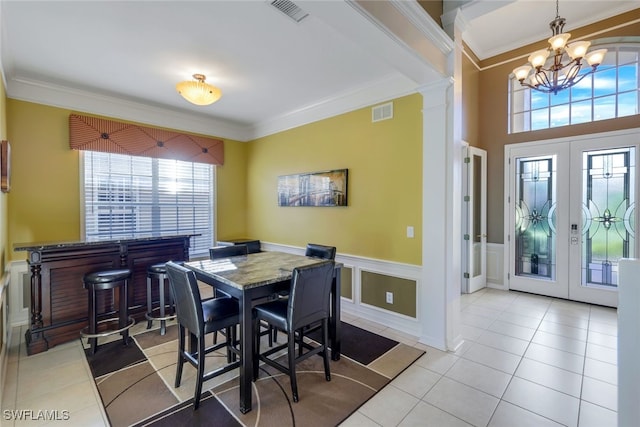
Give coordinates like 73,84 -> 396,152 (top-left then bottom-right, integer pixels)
534,69 -> 551,88
519,81 -> 555,94
517,64 -> 599,94
559,66 -> 596,90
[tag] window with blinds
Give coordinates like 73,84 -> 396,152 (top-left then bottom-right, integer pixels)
82,151 -> 214,258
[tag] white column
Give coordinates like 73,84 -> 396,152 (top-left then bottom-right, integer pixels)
618,258 -> 640,427
418,77 -> 463,351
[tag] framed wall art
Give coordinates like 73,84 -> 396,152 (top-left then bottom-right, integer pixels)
278,168 -> 348,207
1,140 -> 10,193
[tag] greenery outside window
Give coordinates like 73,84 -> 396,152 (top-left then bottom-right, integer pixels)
82,151 -> 214,258
509,44 -> 639,133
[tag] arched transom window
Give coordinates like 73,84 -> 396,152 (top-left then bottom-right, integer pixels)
509,43 -> 639,133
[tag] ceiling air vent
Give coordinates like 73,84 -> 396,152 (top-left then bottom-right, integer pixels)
270,0 -> 309,23
372,102 -> 393,123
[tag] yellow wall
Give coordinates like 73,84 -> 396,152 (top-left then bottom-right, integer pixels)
246,94 -> 423,264
216,137 -> 249,239
6,99 -> 248,261
5,95 -> 422,265
7,101 -> 81,256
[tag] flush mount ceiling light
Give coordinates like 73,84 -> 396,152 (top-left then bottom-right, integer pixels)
175,74 -> 222,106
512,0 -> 607,95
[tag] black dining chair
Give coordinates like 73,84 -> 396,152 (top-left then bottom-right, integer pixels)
253,261 -> 334,402
279,244 -> 336,302
305,243 -> 336,260
269,243 -> 337,345
217,239 -> 261,254
209,244 -> 249,259
165,261 -> 241,410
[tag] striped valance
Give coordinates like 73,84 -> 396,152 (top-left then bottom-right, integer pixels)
69,114 -> 224,165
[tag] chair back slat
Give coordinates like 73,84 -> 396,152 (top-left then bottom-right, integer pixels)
288,261 -> 334,331
210,244 -> 249,259
166,261 -> 204,337
304,244 -> 336,260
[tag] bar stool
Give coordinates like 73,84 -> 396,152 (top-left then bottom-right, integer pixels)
80,269 -> 135,355
145,263 -> 175,335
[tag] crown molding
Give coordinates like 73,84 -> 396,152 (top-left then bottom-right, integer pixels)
6,73 -> 420,143
388,0 -> 454,56
344,0 -> 451,79
6,76 -> 251,141
248,72 -> 417,140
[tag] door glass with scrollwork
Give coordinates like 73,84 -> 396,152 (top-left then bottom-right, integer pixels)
582,147 -> 636,288
515,156 -> 557,280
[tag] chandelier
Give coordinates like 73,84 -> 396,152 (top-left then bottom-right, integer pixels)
512,0 -> 607,95
176,74 -> 222,106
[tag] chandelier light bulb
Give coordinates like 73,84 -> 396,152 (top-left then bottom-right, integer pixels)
528,49 -> 550,68
565,41 -> 591,59
514,65 -> 533,81
585,49 -> 607,66
548,33 -> 571,51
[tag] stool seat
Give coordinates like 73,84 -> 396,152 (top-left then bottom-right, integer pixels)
84,269 -> 132,288
81,268 -> 134,355
147,263 -> 167,275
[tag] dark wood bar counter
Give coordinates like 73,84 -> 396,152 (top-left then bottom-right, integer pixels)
15,235 -> 193,355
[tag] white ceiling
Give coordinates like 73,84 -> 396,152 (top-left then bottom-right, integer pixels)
1,1 -> 637,141
457,0 -> 639,60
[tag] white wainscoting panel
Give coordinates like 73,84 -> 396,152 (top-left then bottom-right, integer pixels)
261,242 -> 423,337
9,261 -> 29,327
486,243 -> 505,289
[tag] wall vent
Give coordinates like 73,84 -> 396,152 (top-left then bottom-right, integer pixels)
269,0 -> 309,23
372,102 -> 393,122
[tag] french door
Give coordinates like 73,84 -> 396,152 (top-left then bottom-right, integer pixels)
462,145 -> 487,293
506,130 -> 639,307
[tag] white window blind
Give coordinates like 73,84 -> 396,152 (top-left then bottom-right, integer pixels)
82,151 -> 214,258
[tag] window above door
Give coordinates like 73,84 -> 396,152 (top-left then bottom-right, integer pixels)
509,44 -> 639,133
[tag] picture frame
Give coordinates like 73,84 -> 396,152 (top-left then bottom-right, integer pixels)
1,140 -> 10,193
278,168 -> 348,207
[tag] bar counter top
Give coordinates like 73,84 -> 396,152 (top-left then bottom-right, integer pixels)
14,234 -> 197,252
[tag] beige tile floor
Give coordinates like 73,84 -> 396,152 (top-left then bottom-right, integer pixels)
2,288 -> 618,427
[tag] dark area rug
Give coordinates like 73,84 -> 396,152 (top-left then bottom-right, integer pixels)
84,322 -> 424,427
85,337 -> 146,378
307,321 -> 399,365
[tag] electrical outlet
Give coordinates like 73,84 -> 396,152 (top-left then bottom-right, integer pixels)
385,291 -> 393,304
407,226 -> 414,238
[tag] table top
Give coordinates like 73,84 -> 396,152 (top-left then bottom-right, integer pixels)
185,251 -> 330,290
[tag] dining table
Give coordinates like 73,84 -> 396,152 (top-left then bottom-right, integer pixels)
184,250 -> 342,414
